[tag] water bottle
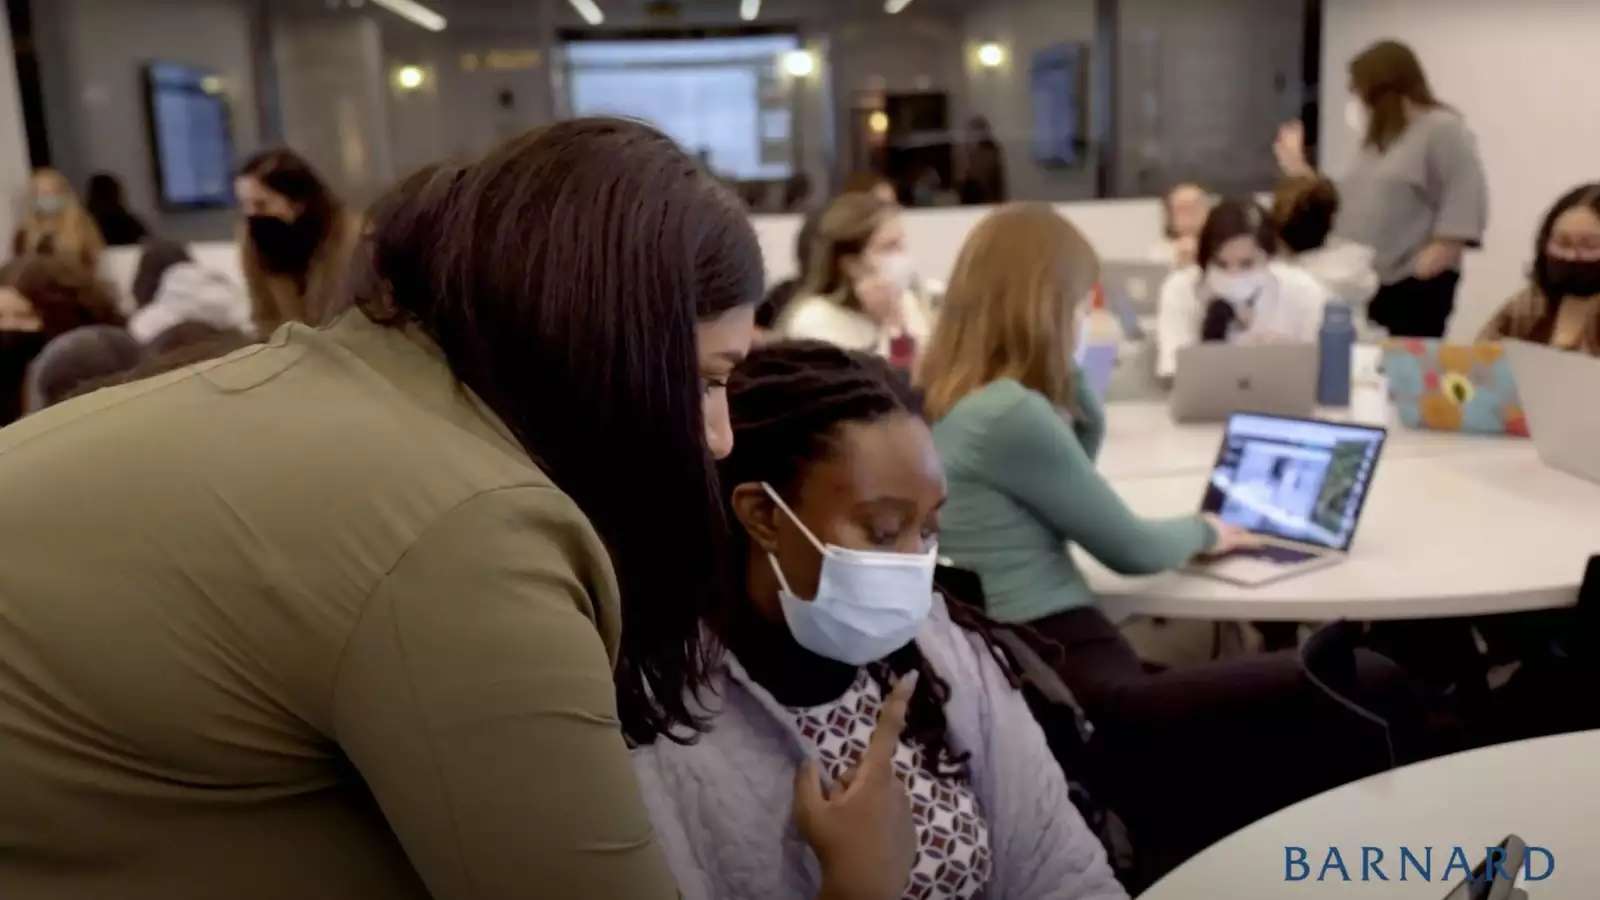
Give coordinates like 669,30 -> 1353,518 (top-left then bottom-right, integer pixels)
1318,302 -> 1356,407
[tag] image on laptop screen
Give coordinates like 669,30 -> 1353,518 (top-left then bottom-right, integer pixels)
1201,414 -> 1387,551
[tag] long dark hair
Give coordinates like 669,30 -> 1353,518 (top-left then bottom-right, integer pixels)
355,118 -> 763,745
1349,40 -> 1441,152
1198,199 -> 1276,341
718,340 -> 1021,777
1272,175 -> 1340,254
1532,183 -> 1600,300
237,149 -> 340,244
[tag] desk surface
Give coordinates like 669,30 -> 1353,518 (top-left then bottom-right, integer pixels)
1139,730 -> 1600,899
1083,437 -> 1600,621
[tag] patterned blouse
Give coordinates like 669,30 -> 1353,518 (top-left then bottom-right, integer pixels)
789,669 -> 993,900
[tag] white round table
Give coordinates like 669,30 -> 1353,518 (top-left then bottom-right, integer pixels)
1085,402 -> 1600,621
1138,730 -> 1600,899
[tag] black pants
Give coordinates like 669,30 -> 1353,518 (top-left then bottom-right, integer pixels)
1368,270 -> 1460,338
1027,607 -> 1422,889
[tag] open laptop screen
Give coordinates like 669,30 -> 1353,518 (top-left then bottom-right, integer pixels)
1201,414 -> 1387,551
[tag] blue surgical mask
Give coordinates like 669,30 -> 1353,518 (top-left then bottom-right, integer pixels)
33,195 -> 66,216
762,482 -> 937,665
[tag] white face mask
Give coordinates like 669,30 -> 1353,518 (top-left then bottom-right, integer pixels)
33,195 -> 66,217
762,482 -> 936,665
871,250 -> 915,295
1206,267 -> 1269,305
1344,97 -> 1369,136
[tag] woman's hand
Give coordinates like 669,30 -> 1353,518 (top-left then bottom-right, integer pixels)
853,273 -> 906,331
1274,121 -> 1314,177
1201,513 -> 1261,557
798,673 -> 918,900
1412,240 -> 1463,280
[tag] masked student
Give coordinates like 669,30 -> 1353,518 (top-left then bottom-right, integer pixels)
235,149 -> 363,335
1154,198 -> 1328,379
12,168 -> 106,272
632,341 -> 1129,900
779,192 -> 934,373
1480,183 -> 1600,356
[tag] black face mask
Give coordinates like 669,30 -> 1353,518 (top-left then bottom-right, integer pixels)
1542,258 -> 1600,300
247,214 -> 319,275
0,329 -> 49,427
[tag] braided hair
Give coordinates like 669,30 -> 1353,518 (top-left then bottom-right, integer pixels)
718,340 -> 1024,778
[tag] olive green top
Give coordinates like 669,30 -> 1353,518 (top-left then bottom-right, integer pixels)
0,312 -> 677,899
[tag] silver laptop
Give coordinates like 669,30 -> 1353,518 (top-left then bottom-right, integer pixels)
1506,340 -> 1600,485
1099,260 -> 1171,317
1187,413 -> 1387,587
1171,343 -> 1318,423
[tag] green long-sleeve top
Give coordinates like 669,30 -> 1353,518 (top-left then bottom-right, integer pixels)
931,377 -> 1216,624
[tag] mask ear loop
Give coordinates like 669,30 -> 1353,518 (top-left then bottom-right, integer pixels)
761,482 -> 830,557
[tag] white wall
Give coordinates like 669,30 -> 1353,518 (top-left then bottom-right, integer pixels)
962,0 -> 1098,202
0,11 -> 30,245
31,0 -> 261,242
273,14 -> 395,207
1321,0 -> 1600,339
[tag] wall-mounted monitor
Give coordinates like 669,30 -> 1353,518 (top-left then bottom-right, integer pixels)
144,62 -> 236,209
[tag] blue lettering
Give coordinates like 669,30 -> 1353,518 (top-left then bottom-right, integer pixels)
1524,846 -> 1556,881
1399,846 -> 1432,882
1284,846 -> 1310,882
1485,846 -> 1509,882
1442,847 -> 1474,882
1361,846 -> 1389,881
1318,847 -> 1351,882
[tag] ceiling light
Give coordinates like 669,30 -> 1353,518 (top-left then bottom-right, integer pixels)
977,42 -> 1005,68
885,0 -> 915,13
569,0 -> 605,25
740,0 -> 760,21
395,65 -> 426,90
783,49 -> 815,78
370,0 -> 446,31
868,111 -> 888,134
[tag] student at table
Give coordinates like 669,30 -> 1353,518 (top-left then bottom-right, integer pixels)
633,340 -> 1128,900
1480,182 -> 1600,356
1146,182 -> 1211,268
919,201 -> 1421,886
1154,198 -> 1328,378
1271,175 -> 1380,313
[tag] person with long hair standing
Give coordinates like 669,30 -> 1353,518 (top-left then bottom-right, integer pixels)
633,341 -> 1128,900
1275,40 -> 1486,337
235,149 -> 363,333
920,202 -> 1420,886
0,119 -> 907,900
11,168 -> 105,271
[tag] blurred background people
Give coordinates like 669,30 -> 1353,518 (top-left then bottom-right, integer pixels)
1480,183 -> 1600,356
843,170 -> 899,206
12,168 -> 105,271
235,149 -> 362,334
0,254 -> 123,425
956,115 -> 1007,206
1156,199 -> 1327,378
1271,174 -> 1379,312
83,172 -> 149,247
780,191 -> 933,371
1276,39 -> 1486,337
22,324 -> 141,413
1147,182 -> 1211,268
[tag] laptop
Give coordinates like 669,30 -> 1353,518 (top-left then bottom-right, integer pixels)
1382,339 -> 1528,435
1098,259 -> 1171,318
1170,343 -> 1318,423
1506,340 -> 1600,484
1187,413 -> 1388,586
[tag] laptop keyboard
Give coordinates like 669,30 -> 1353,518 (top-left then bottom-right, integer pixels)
1226,544 -> 1322,564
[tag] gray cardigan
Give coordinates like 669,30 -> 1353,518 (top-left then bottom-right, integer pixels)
631,598 -> 1129,900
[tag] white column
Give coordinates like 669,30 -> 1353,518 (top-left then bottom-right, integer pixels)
0,12 -> 32,247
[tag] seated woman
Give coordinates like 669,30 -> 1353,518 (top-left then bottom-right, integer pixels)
1272,175 -> 1380,313
632,340 -> 1128,900
1155,198 -> 1328,378
779,192 -> 934,371
1145,182 -> 1210,268
0,255 -> 124,426
1480,182 -> 1600,355
919,202 -> 1420,887
12,168 -> 105,271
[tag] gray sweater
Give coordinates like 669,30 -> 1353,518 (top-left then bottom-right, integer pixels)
1336,108 -> 1489,285
631,598 -> 1129,900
